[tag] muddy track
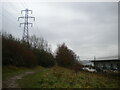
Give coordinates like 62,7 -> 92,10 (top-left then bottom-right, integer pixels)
3,72 -> 35,88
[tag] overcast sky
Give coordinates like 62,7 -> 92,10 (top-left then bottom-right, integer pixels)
2,1 -> 118,60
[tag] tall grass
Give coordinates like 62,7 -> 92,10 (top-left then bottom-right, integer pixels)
16,66 -> 120,88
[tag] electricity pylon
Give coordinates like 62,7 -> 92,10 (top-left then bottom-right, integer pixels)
18,8 -> 35,43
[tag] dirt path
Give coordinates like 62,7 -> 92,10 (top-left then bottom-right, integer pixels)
3,72 -> 35,88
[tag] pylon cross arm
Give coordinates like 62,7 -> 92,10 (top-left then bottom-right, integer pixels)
28,16 -> 35,21
18,17 -> 25,21
20,23 -> 33,27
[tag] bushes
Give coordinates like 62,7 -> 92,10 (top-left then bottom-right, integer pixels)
55,43 -> 82,69
2,33 -> 55,67
2,34 -> 37,67
2,32 -> 82,69
38,51 -> 55,67
29,35 -> 55,67
33,49 -> 55,67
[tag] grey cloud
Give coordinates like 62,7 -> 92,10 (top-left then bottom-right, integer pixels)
2,2 -> 118,60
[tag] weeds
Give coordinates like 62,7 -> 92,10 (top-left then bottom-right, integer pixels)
3,66 -> 120,88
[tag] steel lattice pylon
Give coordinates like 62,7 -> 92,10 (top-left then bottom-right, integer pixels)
18,8 -> 35,43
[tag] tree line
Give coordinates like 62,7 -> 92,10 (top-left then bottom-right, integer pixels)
2,32 -> 82,70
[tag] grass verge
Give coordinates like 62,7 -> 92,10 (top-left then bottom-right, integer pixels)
17,66 -> 120,88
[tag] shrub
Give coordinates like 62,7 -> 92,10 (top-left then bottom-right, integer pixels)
56,43 -> 79,68
2,33 -> 37,67
33,49 -> 55,67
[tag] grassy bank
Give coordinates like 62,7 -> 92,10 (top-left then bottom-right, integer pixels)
3,66 -> 120,88
17,66 -> 120,88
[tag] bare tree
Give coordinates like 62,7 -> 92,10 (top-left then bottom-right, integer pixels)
29,35 -> 52,53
